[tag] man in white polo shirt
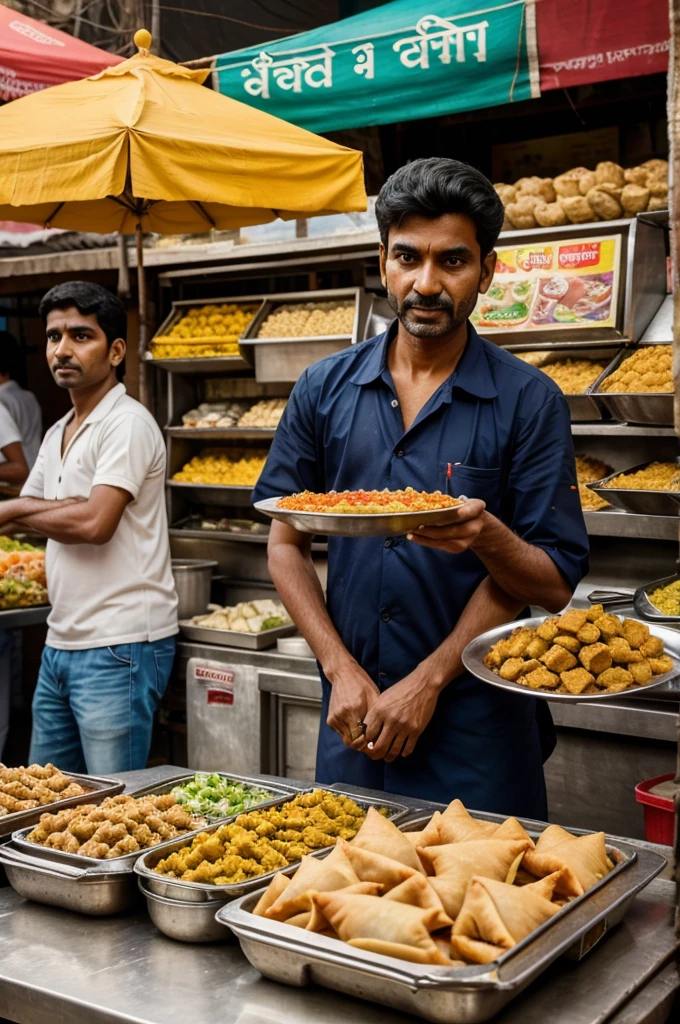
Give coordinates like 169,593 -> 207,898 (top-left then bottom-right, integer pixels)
0,282 -> 178,774
0,333 -> 42,470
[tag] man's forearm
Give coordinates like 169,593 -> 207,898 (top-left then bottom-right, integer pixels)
0,497 -> 92,544
472,512 -> 572,613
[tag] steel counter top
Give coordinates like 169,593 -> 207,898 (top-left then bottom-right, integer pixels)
0,768 -> 677,1024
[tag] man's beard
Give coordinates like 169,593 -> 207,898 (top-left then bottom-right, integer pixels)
386,289 -> 476,339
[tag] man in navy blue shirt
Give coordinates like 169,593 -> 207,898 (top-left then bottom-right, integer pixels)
253,158 -> 589,818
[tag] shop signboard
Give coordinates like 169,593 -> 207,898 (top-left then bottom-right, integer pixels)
215,0 -> 540,132
470,235 -> 622,335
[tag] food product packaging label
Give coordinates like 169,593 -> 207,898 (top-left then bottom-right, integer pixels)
190,660 -> 236,707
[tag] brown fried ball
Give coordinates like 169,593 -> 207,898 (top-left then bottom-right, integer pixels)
595,161 -> 625,187
534,201 -> 567,227
578,171 -> 598,195
560,195 -> 594,223
621,184 -> 650,215
553,173 -> 581,199
505,200 -> 537,230
494,183 -> 516,206
587,186 -> 622,221
624,166 -> 649,186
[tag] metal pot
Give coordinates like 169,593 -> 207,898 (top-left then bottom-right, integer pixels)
171,559 -> 218,619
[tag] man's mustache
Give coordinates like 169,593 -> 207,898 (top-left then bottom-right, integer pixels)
53,362 -> 81,371
403,294 -> 453,311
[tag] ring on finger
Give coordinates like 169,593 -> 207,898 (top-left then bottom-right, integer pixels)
350,721 -> 367,742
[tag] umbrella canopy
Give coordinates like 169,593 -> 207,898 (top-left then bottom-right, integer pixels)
0,2 -> 122,100
0,30 -> 366,234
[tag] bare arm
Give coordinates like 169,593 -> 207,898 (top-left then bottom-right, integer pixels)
0,485 -> 132,545
267,520 -> 379,747
362,575 -> 525,761
0,442 -> 29,486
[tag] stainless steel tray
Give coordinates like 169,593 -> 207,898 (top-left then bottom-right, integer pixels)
592,345 -> 674,425
134,788 -> 410,904
0,770 -> 124,838
587,461 -> 680,517
633,573 -> 680,622
138,877 -> 233,943
178,620 -> 297,650
253,496 -> 467,537
168,481 -> 255,507
512,345 -> 621,422
240,287 -> 361,347
217,815 -> 665,1024
0,605 -> 50,628
0,773 -> 295,915
462,615 -> 680,702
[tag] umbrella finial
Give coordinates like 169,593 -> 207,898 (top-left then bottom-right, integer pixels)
134,29 -> 152,54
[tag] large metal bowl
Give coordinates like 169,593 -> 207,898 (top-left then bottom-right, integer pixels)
586,461 -> 680,517
462,615 -> 680,703
253,496 -> 466,537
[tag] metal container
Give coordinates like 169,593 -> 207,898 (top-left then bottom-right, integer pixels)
240,288 -> 364,383
253,497 -> 467,538
0,771 -> 124,839
216,815 -> 665,1024
0,773 -> 294,915
633,574 -> 680,622
146,294 -> 264,371
592,345 -> 674,425
508,345 -> 621,421
171,558 -> 218,619
462,615 -> 680,703
178,620 -> 297,650
586,462 -> 680,517
139,878 -> 233,943
0,605 -> 50,628
168,481 -> 254,508
134,789 -> 410,904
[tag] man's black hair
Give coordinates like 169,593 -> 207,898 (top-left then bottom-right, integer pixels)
0,331 -> 22,380
39,281 -> 127,382
375,158 -> 505,258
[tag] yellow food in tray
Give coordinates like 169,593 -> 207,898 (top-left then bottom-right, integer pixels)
538,359 -> 606,394
602,462 -> 679,492
598,346 -> 673,394
575,456 -> 611,512
150,303 -> 258,359
249,800 -> 617,968
483,608 -> 673,695
172,450 -> 268,486
153,789 -> 371,885
257,300 -> 355,338
647,579 -> 680,617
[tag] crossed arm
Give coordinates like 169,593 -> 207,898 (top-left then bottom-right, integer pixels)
0,485 -> 132,545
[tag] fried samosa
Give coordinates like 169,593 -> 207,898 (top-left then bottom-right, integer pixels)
437,799 -> 499,844
492,816 -> 535,848
265,845 -> 359,921
304,881 -> 384,933
336,837 -> 418,892
311,891 -> 452,966
404,811 -> 442,847
523,828 -> 610,897
253,871 -> 290,917
421,839 -> 531,920
384,873 -> 452,929
351,806 -> 425,874
450,874 -> 561,964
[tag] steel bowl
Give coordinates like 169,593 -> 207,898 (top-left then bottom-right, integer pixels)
139,878 -> 232,943
633,574 -> 680,622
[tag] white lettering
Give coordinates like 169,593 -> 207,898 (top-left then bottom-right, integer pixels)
393,15 -> 488,70
352,42 -> 375,79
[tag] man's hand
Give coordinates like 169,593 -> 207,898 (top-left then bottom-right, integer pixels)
407,498 -> 487,555
326,661 -> 381,749
361,668 -> 441,762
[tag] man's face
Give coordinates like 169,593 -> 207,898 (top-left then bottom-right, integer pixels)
45,307 -> 124,390
380,213 -> 496,340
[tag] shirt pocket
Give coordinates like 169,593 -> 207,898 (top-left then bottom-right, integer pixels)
450,465 -> 502,514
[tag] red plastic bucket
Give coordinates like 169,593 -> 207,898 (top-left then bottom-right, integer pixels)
635,773 -> 677,845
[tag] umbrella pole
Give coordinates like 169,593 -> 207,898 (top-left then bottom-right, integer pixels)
136,224 -> 150,408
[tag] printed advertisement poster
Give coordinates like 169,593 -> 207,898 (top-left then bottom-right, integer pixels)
470,235 -> 621,333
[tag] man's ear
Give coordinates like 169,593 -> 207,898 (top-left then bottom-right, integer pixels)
110,337 -> 126,370
379,242 -> 387,289
478,251 -> 497,295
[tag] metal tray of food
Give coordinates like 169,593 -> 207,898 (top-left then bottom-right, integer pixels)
633,573 -> 680,622
0,770 -> 124,839
462,615 -> 680,703
139,877 -> 234,943
240,288 -> 361,347
167,481 -> 255,507
586,461 -> 680,517
511,345 -> 621,421
0,773 -> 295,915
591,346 -> 674,425
253,496 -> 467,538
134,789 -> 410,905
216,814 -> 665,1024
178,620 -> 297,650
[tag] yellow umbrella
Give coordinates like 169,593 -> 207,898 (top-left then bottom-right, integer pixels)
0,29 -> 367,381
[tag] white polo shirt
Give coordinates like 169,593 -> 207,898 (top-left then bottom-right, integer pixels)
21,384 -> 178,650
0,380 -> 42,468
0,403 -> 21,459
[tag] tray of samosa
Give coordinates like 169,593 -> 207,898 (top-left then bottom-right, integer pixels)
463,606 -> 680,700
216,799 -> 666,1024
0,772 -> 295,916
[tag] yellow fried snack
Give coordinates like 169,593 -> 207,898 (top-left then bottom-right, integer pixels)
504,628 -> 535,659
576,623 -> 600,644
599,346 -> 673,394
579,642 -> 613,675
646,580 -> 680,617
172,451 -> 268,486
648,655 -> 674,675
595,667 -> 634,691
257,300 -> 355,339
622,618 -> 651,649
540,646 -> 577,673
553,635 -> 581,654
560,668 -> 595,695
525,636 -> 550,659
499,658 -> 527,682
592,614 -> 623,640
629,660 -> 653,685
603,462 -> 679,492
536,618 -> 560,641
556,609 -> 588,635
150,303 -> 258,359
522,667 -> 559,690
607,637 -> 643,664
640,636 -> 664,658
586,604 -> 604,622
539,360 -> 605,394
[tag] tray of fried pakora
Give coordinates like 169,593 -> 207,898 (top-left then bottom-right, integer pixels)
462,607 -> 680,701
0,763 -> 123,837
592,344 -> 673,425
585,461 -> 680,517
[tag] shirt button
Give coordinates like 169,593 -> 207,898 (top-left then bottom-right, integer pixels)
391,399 -> 399,408
396,450 -> 404,458
381,611 -> 391,623
384,539 -> 391,549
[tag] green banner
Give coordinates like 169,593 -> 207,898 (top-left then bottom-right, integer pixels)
215,0 -> 540,133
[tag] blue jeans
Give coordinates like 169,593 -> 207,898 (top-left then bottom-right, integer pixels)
30,638 -> 176,775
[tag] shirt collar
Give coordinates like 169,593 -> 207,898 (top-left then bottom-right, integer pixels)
61,382 -> 127,433
349,320 -> 498,399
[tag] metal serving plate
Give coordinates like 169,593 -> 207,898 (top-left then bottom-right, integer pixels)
178,620 -> 297,650
253,496 -> 467,538
0,773 -> 295,915
633,573 -> 680,622
217,815 -> 665,1024
592,345 -> 674,425
138,877 -> 233,943
462,615 -> 680,703
0,771 -> 124,839
586,461 -> 680,517
134,789 -> 410,904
